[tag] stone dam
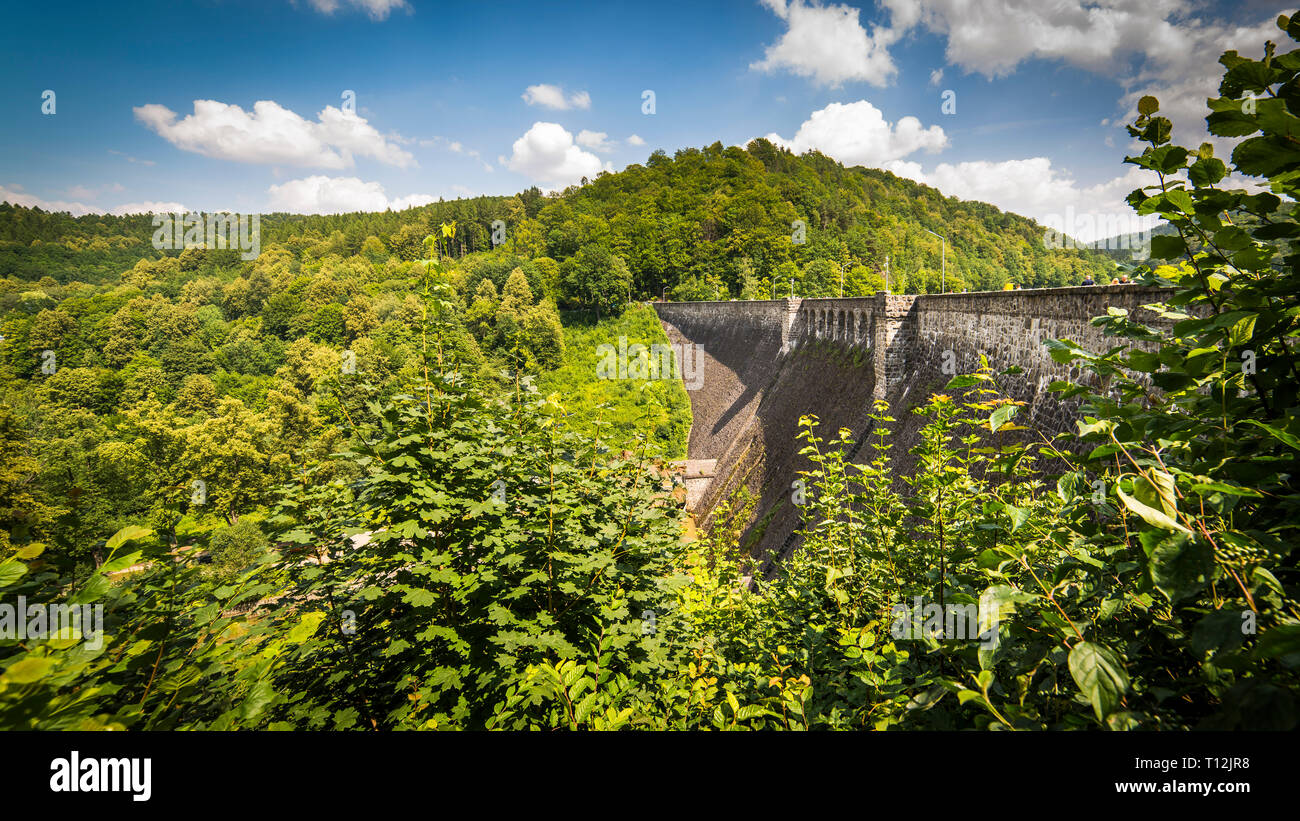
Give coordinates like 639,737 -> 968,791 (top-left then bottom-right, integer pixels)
653,286 -> 1171,572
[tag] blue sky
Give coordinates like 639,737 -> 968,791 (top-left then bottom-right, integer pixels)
0,0 -> 1287,240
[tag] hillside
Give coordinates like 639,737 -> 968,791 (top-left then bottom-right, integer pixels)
1,139 -> 1116,299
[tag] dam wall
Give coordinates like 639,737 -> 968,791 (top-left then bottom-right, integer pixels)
653,285 -> 1173,566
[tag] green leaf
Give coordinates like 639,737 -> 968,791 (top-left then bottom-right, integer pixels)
1057,472 -> 1080,503
1116,483 -> 1189,533
13,543 -> 44,560
0,561 -> 27,589
575,691 -> 600,725
1191,610 -> 1248,656
1149,234 -> 1186,258
944,374 -> 986,389
989,403 -> 1019,433
286,612 -> 326,644
240,680 -> 276,723
98,550 -> 143,575
1004,504 -> 1031,533
2,656 -> 55,684
105,525 -> 152,551
1149,533 -> 1214,603
1254,623 -> 1300,661
1068,642 -> 1129,722
1164,189 -> 1195,215
1128,350 -> 1160,372
1244,419 -> 1300,451
1188,156 -> 1228,185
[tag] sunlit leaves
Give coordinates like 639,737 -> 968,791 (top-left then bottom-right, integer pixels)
1068,642 -> 1130,722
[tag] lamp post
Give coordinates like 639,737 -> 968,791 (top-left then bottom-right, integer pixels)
837,262 -> 844,298
923,228 -> 946,294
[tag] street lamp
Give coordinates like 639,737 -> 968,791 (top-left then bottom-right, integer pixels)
837,262 -> 844,298
923,228 -> 946,294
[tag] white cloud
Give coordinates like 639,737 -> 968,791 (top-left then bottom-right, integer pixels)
108,149 -> 156,166
67,182 -> 126,200
267,175 -> 436,214
627,134 -> 646,146
576,130 -> 615,152
881,0 -> 1279,151
882,158 -> 1160,243
134,99 -> 414,169
507,122 -> 607,189
750,1 -> 1279,155
109,201 -> 189,216
521,84 -> 592,111
0,184 -> 95,216
765,100 -> 948,166
305,0 -> 411,21
929,68 -> 943,86
0,184 -> 185,216
389,192 -> 439,210
420,136 -> 493,171
751,0 -> 900,88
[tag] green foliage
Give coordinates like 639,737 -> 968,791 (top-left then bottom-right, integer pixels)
207,519 -> 271,581
2,25 -> 1297,732
537,304 -> 690,457
560,245 -> 633,315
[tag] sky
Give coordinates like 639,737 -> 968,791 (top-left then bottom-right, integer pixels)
0,0 -> 1289,241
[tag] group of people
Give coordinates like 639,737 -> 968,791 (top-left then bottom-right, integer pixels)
1080,273 -> 1132,286
974,274 -> 1134,290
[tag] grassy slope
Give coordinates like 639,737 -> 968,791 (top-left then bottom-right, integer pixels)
539,303 -> 690,459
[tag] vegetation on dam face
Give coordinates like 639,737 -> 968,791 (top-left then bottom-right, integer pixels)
1,27 -> 1299,731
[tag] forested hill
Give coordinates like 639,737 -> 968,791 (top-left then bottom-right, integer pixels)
565,139 -> 1114,296
0,138 -> 1113,297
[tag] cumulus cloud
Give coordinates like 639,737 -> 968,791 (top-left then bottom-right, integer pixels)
765,101 -> 948,166
521,84 -> 591,110
0,183 -> 185,217
882,158 -> 1160,243
751,0 -> 900,88
507,122 -> 607,189
576,130 -> 615,152
880,0 -> 1278,151
304,0 -> 411,21
134,99 -> 414,169
751,1 -> 1277,153
266,175 -> 436,214
627,134 -> 646,146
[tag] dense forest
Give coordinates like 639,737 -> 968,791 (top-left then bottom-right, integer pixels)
0,23 -> 1297,731
0,133 -> 1114,303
